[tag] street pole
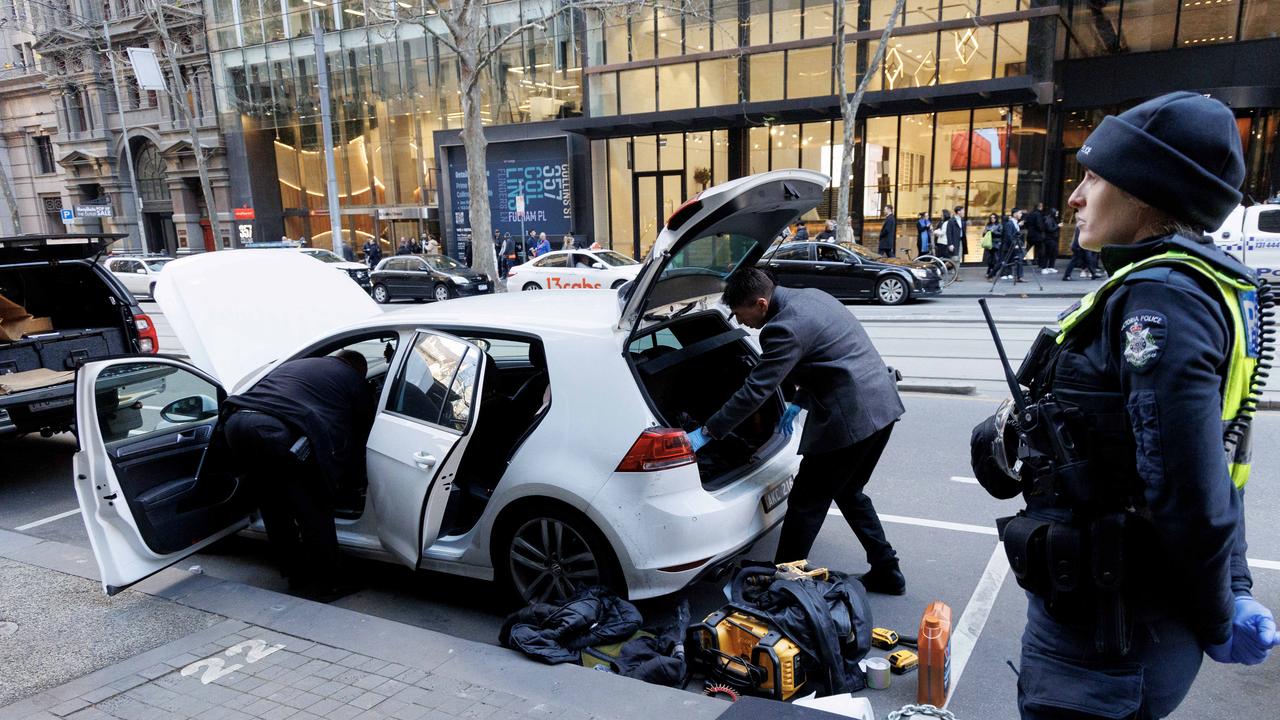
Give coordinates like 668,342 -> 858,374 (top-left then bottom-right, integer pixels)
103,18 -> 149,253
311,9 -> 343,254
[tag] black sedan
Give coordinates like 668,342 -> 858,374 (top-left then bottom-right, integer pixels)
759,241 -> 942,305
370,254 -> 494,303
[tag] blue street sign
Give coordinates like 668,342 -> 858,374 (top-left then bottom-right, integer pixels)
59,208 -> 74,224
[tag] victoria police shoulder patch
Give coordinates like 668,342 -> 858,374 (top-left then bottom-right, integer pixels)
1121,311 -> 1166,372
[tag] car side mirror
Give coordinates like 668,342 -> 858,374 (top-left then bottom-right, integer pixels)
136,269 -> 147,274
1221,231 -> 1231,239
160,395 -> 218,423
592,262 -> 605,270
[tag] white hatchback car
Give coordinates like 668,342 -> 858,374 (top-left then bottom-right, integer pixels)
102,255 -> 174,299
71,169 -> 828,603
508,249 -> 641,291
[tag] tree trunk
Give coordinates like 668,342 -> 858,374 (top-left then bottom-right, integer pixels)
835,0 -> 906,245
458,44 -> 498,284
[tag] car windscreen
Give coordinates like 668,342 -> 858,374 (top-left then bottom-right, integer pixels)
645,233 -> 758,309
145,259 -> 172,271
843,242 -> 879,260
595,250 -> 637,266
429,255 -> 465,271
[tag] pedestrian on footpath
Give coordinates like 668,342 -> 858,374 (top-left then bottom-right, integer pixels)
535,232 -> 551,258
1061,225 -> 1096,280
983,213 -> 1002,279
916,212 -> 932,256
971,91 -> 1278,718
363,237 -> 381,269
222,350 -> 375,601
1026,202 -> 1047,272
950,206 -> 968,261
1041,207 -> 1061,273
684,268 -> 907,594
999,210 -> 1026,283
878,205 -> 897,257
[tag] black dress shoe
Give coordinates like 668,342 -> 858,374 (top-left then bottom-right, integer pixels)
857,563 -> 907,595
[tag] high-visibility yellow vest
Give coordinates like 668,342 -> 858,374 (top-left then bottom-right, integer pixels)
1056,250 -> 1262,488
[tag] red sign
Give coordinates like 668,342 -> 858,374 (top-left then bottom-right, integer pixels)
233,207 -> 255,220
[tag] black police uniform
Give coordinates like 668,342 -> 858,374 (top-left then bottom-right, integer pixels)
976,233 -> 1254,718
222,356 -> 375,588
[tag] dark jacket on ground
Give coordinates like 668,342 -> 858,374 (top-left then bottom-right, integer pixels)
706,286 -> 904,454
499,586 -> 643,665
1035,233 -> 1252,646
224,357 -> 374,492
877,214 -> 897,253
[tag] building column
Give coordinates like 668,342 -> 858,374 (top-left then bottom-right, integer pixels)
168,177 -> 206,253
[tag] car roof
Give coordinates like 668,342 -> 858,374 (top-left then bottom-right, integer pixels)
367,289 -> 623,335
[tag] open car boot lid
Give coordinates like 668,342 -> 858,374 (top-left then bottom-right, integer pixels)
617,169 -> 829,336
0,233 -> 126,264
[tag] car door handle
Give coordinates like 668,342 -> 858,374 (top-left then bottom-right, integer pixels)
813,265 -> 826,270
768,263 -> 779,268
412,451 -> 437,469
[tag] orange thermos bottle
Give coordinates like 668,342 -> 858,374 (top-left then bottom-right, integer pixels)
917,601 -> 953,706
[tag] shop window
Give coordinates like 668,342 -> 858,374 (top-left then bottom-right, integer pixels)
1242,0 -> 1278,40
1178,0 -> 1240,46
1118,0 -> 1177,52
35,136 -> 57,175
869,0 -> 904,28
800,122 -> 830,174
658,133 -> 683,171
656,10 -> 683,58
906,0 -> 942,25
686,11 -> 711,53
967,106 -> 1017,220
885,33 -> 938,89
658,63 -> 697,111
1070,0 -> 1122,56
712,0 -> 738,50
712,129 -> 730,185
687,132 -> 712,194
607,137 -> 632,250
604,11 -> 630,64
699,58 -> 739,107
943,0 -> 979,20
932,110 -> 971,252
788,46 -> 833,98
632,136 -> 659,172
749,52 -> 785,102
865,116 -> 899,237
804,0 -> 834,37
980,0 -> 1019,13
773,0 -> 803,42
939,25 -> 995,83
749,0 -> 771,45
589,73 -> 618,116
619,68 -> 656,114
749,126 -> 770,174
633,9 -> 657,61
772,123 -> 801,168
897,114 -> 934,225
995,21 -> 1028,76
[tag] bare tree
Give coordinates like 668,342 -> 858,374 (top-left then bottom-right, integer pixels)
372,0 -> 695,285
833,0 -> 907,244
141,1 -> 225,247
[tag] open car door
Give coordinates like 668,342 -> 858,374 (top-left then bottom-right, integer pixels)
73,357 -> 252,595
366,329 -> 489,567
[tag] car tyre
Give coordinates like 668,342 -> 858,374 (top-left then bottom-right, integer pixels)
610,279 -> 628,290
372,284 -> 390,304
433,283 -> 454,302
876,276 -> 909,305
494,502 -> 622,606
522,282 -> 541,292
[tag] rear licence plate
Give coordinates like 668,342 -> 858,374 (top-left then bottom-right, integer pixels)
478,284 -> 489,291
762,476 -> 794,512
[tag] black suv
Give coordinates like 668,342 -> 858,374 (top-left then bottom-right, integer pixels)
0,234 -> 159,437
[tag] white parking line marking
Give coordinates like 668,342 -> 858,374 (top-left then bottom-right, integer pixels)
945,543 -> 1011,709
15,509 -> 79,531
1250,558 -> 1280,571
949,476 -> 981,484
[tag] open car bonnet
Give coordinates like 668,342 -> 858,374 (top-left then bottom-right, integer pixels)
154,250 -> 380,390
617,169 -> 829,335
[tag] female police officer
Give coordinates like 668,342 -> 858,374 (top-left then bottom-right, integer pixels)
971,92 -> 1277,718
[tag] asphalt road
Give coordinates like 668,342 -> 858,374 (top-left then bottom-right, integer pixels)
2,292 -> 1278,717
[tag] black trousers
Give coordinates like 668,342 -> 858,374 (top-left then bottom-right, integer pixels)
223,411 -> 339,586
774,424 -> 897,567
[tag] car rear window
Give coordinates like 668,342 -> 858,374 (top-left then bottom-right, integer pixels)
1258,211 -> 1280,234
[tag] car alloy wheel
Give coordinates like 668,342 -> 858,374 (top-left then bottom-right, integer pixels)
876,276 -> 908,305
434,284 -> 452,302
522,282 -> 541,291
507,516 -> 603,604
372,284 -> 390,303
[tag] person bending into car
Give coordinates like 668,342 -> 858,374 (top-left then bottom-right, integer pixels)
222,349 -> 375,601
685,268 -> 908,594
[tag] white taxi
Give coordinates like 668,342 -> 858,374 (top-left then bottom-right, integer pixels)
508,249 -> 641,291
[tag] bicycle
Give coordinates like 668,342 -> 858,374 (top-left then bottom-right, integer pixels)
900,248 -> 959,287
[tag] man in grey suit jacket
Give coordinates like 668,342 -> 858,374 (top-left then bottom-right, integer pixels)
686,268 -> 908,594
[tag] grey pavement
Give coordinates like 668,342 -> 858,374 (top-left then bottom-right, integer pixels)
0,529 -> 727,720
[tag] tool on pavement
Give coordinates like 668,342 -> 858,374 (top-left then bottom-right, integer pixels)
774,560 -> 829,582
703,683 -> 740,702
689,607 -> 807,701
917,601 -> 953,706
889,649 -> 919,674
872,627 -> 919,650
888,704 -> 959,720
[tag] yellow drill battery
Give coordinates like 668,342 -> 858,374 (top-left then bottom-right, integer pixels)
889,649 -> 919,674
872,628 -> 900,650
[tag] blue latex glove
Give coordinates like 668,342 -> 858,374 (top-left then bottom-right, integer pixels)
777,403 -> 801,437
1207,596 -> 1279,665
686,428 -> 710,452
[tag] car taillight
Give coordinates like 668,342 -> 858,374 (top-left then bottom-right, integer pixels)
135,313 -> 159,354
616,428 -> 696,472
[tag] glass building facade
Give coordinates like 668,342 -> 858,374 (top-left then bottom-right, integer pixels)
204,0 -> 1280,261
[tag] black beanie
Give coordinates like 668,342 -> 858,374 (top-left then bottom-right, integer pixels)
1076,91 -> 1244,231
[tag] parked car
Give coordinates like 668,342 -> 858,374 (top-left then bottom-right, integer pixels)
102,254 -> 174,299
0,233 -> 159,438
371,254 -> 493,303
508,249 -> 641,291
759,241 -> 942,305
1208,203 -> 1280,280
299,247 -> 372,293
69,169 -> 828,605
